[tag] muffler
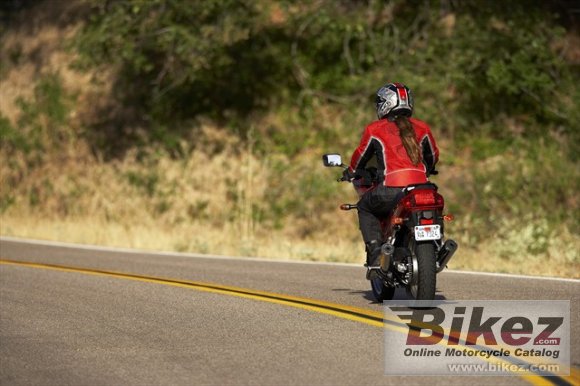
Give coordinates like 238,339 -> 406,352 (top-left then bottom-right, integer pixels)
436,239 -> 458,273
366,243 -> 395,280
380,243 -> 395,272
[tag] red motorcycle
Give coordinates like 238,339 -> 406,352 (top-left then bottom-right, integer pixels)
322,153 -> 458,301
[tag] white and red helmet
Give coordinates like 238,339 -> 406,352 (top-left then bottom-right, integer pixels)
375,82 -> 414,120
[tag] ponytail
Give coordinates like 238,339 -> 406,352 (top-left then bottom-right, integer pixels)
394,116 -> 421,165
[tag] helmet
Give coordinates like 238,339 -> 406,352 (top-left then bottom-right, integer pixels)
375,82 -> 414,120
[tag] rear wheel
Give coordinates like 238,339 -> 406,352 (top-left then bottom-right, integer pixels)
371,277 -> 395,302
408,242 -> 436,300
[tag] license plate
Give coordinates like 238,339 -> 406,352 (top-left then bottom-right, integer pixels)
414,225 -> 441,241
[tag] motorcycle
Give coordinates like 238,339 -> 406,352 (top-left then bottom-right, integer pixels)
322,153 -> 458,301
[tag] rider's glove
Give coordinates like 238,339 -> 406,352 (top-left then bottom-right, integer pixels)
342,168 -> 355,182
427,168 -> 439,177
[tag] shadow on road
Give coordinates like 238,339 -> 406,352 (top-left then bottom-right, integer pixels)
332,288 -> 447,304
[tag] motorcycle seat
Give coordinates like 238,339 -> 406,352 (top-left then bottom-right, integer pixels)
403,182 -> 438,193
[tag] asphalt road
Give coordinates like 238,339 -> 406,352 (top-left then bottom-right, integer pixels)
0,237 -> 578,386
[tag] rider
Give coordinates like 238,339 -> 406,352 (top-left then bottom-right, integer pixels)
347,82 -> 439,273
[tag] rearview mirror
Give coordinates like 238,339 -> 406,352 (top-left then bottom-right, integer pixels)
322,153 -> 343,167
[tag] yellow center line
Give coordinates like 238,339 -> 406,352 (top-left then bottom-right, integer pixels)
0,259 -> 573,386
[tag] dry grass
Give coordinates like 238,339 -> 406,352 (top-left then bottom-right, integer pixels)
1,137 -> 578,278
0,126 -> 363,262
2,214 -> 578,278
0,217 -> 363,263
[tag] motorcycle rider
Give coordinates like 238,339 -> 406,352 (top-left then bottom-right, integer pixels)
347,83 -> 439,275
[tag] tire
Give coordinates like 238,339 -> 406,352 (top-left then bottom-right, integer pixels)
370,277 -> 395,302
408,242 -> 437,300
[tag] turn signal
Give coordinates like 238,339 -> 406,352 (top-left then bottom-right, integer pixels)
443,214 -> 454,222
392,217 -> 404,225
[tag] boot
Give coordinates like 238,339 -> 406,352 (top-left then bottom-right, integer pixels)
365,240 -> 383,280
366,240 -> 382,267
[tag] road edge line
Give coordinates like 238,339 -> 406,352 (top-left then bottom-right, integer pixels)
1,235 -> 578,283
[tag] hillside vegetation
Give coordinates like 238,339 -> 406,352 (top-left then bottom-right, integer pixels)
1,0 -> 578,277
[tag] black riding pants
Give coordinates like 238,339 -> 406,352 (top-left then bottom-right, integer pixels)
357,185 -> 404,245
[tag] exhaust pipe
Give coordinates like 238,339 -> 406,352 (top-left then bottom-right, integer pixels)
380,243 -> 394,272
437,239 -> 458,273
366,243 -> 395,280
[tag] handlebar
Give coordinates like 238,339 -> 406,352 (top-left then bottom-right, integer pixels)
337,173 -> 350,182
338,167 -> 379,185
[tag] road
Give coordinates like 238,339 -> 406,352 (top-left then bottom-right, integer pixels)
0,237 -> 578,386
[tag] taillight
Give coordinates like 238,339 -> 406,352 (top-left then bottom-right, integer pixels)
401,189 -> 445,209
415,191 -> 436,205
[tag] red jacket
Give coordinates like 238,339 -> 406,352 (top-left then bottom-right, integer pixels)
349,118 -> 439,187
